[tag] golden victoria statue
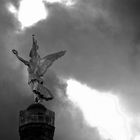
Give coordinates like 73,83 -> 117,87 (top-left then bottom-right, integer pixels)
12,35 -> 66,102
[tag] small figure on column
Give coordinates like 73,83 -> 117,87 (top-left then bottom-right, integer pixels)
12,35 -> 66,103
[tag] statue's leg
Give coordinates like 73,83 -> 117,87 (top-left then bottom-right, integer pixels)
29,80 -> 42,102
32,80 -> 39,92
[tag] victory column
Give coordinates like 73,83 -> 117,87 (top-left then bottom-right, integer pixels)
12,35 -> 66,140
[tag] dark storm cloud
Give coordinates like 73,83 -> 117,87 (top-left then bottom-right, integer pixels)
108,0 -> 140,71
109,0 -> 140,21
100,0 -> 140,112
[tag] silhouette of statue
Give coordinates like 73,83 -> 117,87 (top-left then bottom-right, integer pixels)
12,35 -> 66,102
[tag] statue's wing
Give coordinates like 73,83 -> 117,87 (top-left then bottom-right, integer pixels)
38,50 -> 66,76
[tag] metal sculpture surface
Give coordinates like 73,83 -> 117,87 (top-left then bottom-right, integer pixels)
12,35 -> 66,102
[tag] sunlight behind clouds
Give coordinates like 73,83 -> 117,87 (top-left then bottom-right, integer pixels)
8,0 -> 48,30
66,79 -> 132,140
7,0 -> 75,30
18,0 -> 47,29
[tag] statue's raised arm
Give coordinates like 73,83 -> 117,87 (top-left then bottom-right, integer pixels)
12,49 -> 29,66
29,35 -> 40,59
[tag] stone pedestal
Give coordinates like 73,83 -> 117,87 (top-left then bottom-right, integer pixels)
19,103 -> 55,140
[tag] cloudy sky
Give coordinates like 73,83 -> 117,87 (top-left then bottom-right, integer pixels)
1,0 -> 140,140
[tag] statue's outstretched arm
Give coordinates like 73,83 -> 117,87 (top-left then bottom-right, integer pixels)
17,55 -> 29,66
12,49 -> 29,66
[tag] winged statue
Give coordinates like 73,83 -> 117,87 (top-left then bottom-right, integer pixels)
12,35 -> 66,102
